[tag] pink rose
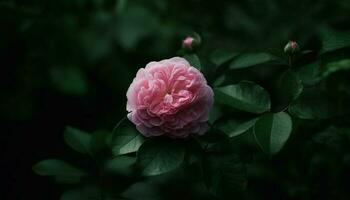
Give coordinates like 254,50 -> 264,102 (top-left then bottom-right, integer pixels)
126,57 -> 214,138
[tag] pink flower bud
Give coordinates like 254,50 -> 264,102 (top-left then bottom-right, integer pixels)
182,36 -> 195,48
126,57 -> 214,138
284,41 -> 299,55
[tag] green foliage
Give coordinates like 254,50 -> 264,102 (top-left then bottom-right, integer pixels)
33,159 -> 87,184
253,112 -> 293,155
319,27 -> 350,54
137,139 -> 185,176
217,118 -> 258,138
184,54 -> 202,70
60,185 -> 121,200
18,0 -> 350,199
60,186 -> 100,200
104,156 -> 136,176
110,119 -> 145,156
321,58 -> 350,77
115,5 -> 159,50
64,126 -> 92,155
89,130 -> 111,158
289,93 -> 337,119
210,50 -> 239,66
63,127 -> 111,159
229,53 -> 282,69
274,69 -> 304,107
208,104 -> 223,124
50,67 -> 88,96
214,81 -> 271,113
203,153 -> 247,198
295,62 -> 322,86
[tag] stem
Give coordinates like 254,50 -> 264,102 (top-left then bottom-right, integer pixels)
99,169 -> 105,200
288,56 -> 292,67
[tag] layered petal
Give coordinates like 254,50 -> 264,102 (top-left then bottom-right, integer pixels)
126,57 -> 214,138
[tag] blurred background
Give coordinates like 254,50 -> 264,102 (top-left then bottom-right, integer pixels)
1,0 -> 350,199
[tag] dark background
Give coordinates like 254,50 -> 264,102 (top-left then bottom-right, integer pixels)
1,0 -> 350,199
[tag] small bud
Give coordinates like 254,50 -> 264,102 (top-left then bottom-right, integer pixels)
181,33 -> 201,53
284,41 -> 299,55
182,36 -> 194,48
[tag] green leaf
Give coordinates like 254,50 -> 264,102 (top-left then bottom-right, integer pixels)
116,6 -> 158,49
295,62 -> 322,86
111,119 -> 145,156
50,67 -> 88,96
104,156 -> 136,176
214,81 -> 271,113
321,59 -> 350,78
203,153 -> 247,198
33,159 -> 87,184
61,189 -> 91,200
208,103 -> 223,124
195,129 -> 230,152
275,70 -> 303,104
64,126 -> 92,155
184,54 -> 201,70
185,140 -> 203,165
121,182 -> 160,200
253,112 -> 292,155
217,118 -> 258,138
319,27 -> 350,54
116,0 -> 128,13
60,185 -> 119,200
137,139 -> 185,176
210,50 -> 238,66
229,52 -> 279,69
89,130 -> 111,157
288,91 -> 336,119
212,74 -> 226,87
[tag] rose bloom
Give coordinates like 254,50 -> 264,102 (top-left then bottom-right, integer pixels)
126,57 -> 214,138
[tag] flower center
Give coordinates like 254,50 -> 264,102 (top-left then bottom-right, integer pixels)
164,93 -> 173,104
